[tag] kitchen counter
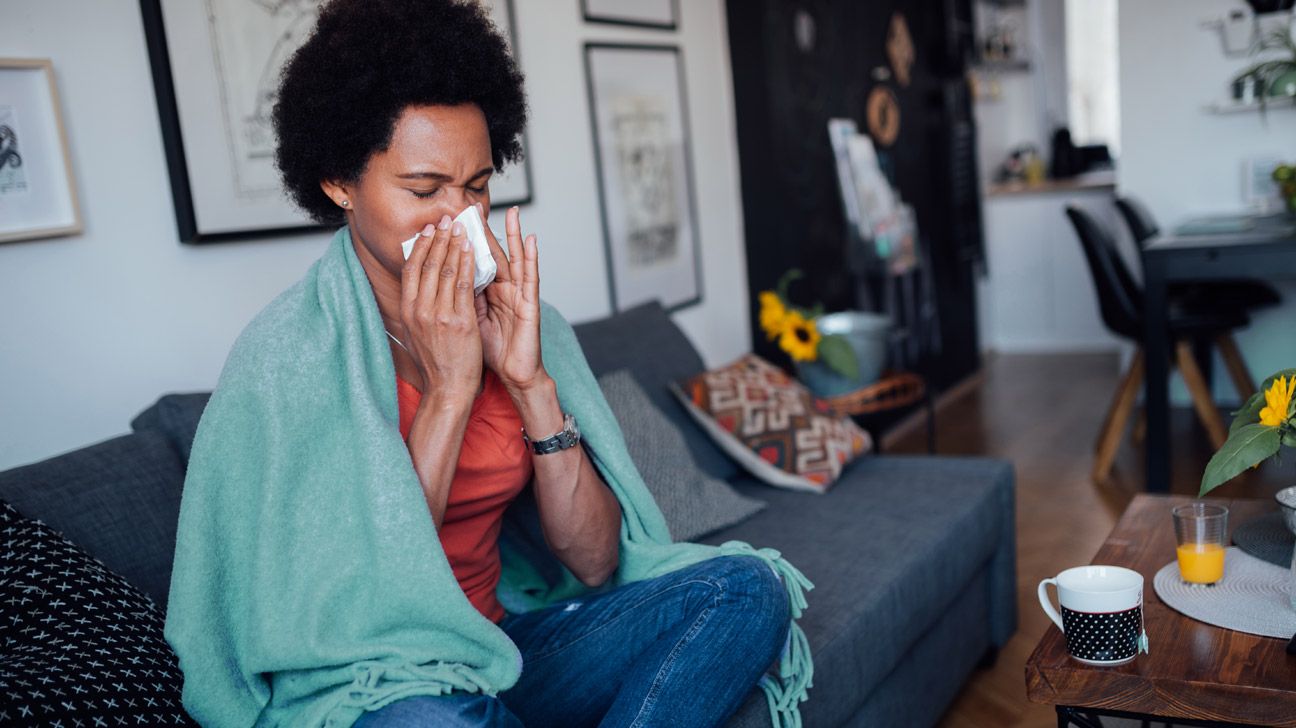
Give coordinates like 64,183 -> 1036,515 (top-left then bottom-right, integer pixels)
985,169 -> 1117,199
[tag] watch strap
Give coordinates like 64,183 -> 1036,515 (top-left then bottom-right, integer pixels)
523,413 -> 580,455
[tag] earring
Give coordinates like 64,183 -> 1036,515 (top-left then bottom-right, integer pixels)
340,199 -> 350,208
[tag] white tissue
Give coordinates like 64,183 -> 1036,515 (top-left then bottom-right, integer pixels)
400,205 -> 498,295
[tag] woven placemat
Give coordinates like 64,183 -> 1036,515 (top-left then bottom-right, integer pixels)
1154,548 -> 1296,639
1232,512 -> 1293,568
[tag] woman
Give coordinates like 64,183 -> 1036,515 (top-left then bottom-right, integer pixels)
164,2 -> 811,726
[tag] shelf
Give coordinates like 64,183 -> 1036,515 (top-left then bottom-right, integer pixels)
972,59 -> 1032,73
1205,96 -> 1296,113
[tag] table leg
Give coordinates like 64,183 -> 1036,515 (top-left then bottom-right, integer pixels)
1144,254 -> 1171,492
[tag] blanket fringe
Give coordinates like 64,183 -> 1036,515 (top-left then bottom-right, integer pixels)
719,542 -> 814,728
337,660 -> 495,713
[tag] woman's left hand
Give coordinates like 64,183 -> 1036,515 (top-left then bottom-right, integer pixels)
477,205 -> 546,393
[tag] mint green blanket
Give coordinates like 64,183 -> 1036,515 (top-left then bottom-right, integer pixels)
165,228 -> 813,727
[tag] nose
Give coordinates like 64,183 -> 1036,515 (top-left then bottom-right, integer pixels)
440,187 -> 473,218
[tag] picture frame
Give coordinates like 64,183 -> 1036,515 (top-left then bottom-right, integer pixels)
139,0 -> 532,244
582,0 -> 678,30
584,43 -> 701,313
0,59 -> 83,244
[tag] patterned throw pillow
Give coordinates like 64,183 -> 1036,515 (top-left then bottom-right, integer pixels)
0,500 -> 194,726
598,369 -> 765,541
671,355 -> 871,493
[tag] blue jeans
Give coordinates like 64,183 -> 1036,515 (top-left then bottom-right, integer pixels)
353,555 -> 790,728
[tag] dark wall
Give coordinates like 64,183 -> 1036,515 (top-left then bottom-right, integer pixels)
727,0 -> 983,390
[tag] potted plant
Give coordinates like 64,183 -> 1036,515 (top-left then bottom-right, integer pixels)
1231,24 -> 1296,107
1200,370 -> 1296,497
758,270 -> 890,398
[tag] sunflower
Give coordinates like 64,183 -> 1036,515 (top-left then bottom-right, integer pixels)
778,310 -> 821,362
758,291 -> 787,341
1259,375 -> 1295,427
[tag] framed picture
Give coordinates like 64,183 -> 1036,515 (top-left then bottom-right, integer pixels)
582,0 -> 678,30
584,43 -> 701,313
139,0 -> 532,243
0,59 -> 82,244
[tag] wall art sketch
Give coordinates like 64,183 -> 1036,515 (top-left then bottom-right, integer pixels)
0,106 -> 30,196
0,59 -> 82,244
585,44 -> 701,312
141,0 -> 531,243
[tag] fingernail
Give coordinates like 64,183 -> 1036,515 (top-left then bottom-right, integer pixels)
476,202 -> 484,213
421,223 -> 436,236
460,237 -> 471,251
452,221 -> 465,236
438,215 -> 452,230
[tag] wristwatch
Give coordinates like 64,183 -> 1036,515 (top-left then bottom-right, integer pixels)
522,413 -> 581,455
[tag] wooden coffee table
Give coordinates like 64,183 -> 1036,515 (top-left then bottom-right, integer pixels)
1025,494 -> 1296,727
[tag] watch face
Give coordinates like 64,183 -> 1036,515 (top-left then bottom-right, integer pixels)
567,414 -> 580,439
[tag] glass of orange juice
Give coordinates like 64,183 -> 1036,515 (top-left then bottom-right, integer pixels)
1172,503 -> 1229,585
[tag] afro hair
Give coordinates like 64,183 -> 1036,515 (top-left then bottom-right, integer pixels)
272,0 -> 528,224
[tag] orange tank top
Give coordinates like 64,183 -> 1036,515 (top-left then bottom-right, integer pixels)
397,370 -> 533,623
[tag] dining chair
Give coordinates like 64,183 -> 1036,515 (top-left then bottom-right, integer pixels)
1066,206 -> 1255,482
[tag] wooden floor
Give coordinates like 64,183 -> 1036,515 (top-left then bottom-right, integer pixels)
882,352 -> 1290,728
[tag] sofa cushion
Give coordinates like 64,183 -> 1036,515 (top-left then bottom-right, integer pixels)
0,500 -> 195,725
0,431 -> 185,609
598,369 -> 765,541
703,456 -> 1015,726
130,392 -> 211,462
572,300 -> 739,481
673,355 -> 872,492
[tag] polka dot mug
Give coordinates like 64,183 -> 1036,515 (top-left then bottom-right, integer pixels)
1038,565 -> 1150,665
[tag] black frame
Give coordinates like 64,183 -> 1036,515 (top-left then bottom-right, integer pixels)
581,0 -> 679,30
139,0 -> 532,244
1057,704 -> 1260,728
583,42 -> 702,314
490,0 -> 535,211
138,0 -> 327,244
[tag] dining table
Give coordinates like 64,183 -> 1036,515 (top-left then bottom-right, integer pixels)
1143,211 -> 1296,492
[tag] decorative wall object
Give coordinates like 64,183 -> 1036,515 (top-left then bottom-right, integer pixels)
866,85 -> 901,147
0,59 -> 82,244
582,0 -> 678,30
887,12 -> 914,87
584,43 -> 701,313
140,0 -> 530,243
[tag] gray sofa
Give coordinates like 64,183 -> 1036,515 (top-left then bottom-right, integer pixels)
0,301 -> 1016,727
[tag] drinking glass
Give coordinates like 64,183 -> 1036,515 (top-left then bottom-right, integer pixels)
1172,503 -> 1228,585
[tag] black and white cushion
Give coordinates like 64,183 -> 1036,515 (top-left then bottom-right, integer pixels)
0,500 -> 193,726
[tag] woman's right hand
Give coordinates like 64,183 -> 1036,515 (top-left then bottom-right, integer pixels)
399,214 -> 482,405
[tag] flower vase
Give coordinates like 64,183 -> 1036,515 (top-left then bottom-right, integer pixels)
1276,486 -> 1296,610
795,312 -> 890,399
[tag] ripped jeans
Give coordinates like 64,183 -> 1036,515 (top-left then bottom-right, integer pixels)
352,555 -> 791,728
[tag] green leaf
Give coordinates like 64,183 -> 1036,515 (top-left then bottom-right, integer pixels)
1230,391 -> 1266,435
818,335 -> 860,380
1260,368 -> 1296,393
1200,423 -> 1283,497
1283,428 -> 1296,449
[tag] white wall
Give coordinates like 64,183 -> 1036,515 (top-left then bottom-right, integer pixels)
0,0 -> 750,469
1119,0 -> 1296,401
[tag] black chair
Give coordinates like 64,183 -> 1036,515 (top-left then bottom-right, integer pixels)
1066,206 -> 1256,482
1114,196 -> 1283,313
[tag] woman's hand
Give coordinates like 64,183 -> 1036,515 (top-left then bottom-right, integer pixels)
400,214 -> 482,405
477,206 -> 545,394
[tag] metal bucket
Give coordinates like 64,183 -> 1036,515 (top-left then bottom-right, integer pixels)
795,311 -> 891,398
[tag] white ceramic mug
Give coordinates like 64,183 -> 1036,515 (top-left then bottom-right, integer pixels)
1038,565 -> 1148,665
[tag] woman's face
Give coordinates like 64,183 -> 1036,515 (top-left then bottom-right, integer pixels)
323,103 -> 502,278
